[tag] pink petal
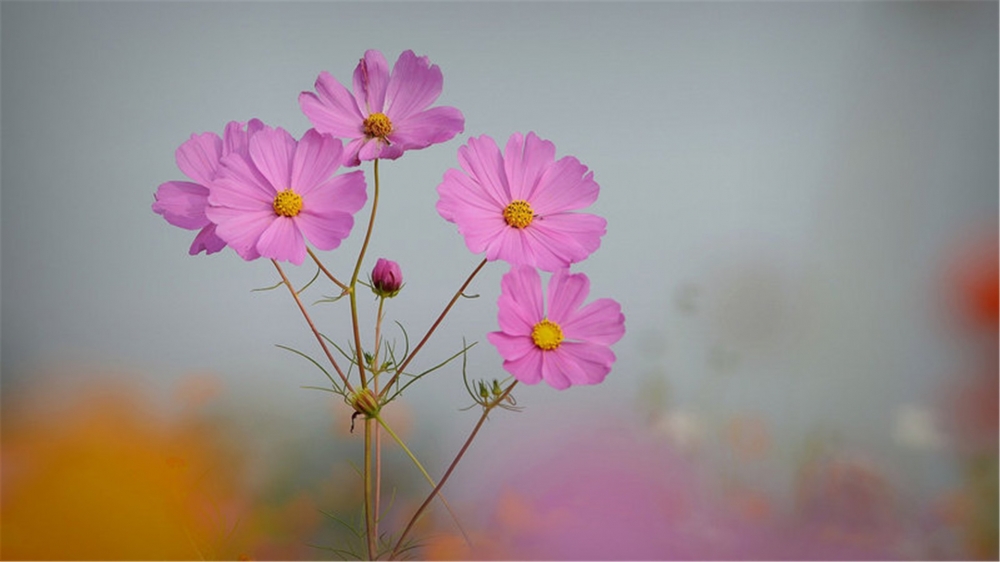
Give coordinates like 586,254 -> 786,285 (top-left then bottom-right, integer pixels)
487,331 -> 536,362
249,126 -> 297,192
341,137 -> 367,168
437,168 -> 506,222
496,289 -> 536,337
562,298 -> 625,346
526,212 -> 606,270
222,119 -> 264,159
357,138 -> 404,162
176,132 -> 223,185
292,130 -> 344,196
294,210 -> 353,252
385,50 -> 444,121
352,50 -> 390,114
540,351 -> 572,390
303,170 -> 367,216
300,72 -> 364,138
547,269 -> 591,325
454,212 -> 507,255
529,155 -> 599,215
256,216 -> 306,265
546,342 -> 616,388
491,228 -> 540,269
390,106 -> 464,152
504,132 -> 556,202
501,346 -> 544,386
457,135 -> 512,205
152,181 -> 210,229
188,224 -> 227,255
498,266 -> 544,333
521,226 -> 579,271
205,206 -> 272,261
211,154 -> 275,210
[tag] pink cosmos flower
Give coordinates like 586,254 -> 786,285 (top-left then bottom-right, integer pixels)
487,266 -> 625,390
206,125 -> 367,265
152,120 -> 262,255
436,132 -> 607,272
299,49 -> 464,166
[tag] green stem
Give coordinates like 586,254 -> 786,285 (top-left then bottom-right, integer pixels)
349,158 -> 380,388
374,415 -> 471,546
380,258 -> 487,399
389,381 -> 518,560
363,418 -> 377,560
373,296 -> 386,530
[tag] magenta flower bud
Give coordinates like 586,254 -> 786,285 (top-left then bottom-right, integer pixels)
371,258 -> 403,298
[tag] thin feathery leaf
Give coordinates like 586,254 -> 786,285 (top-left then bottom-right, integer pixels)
275,344 -> 341,391
395,320 -> 411,365
297,266 -> 322,295
322,334 -> 359,366
251,279 -> 284,292
300,385 -> 343,396
313,293 -> 348,305
318,510 -> 364,539
461,337 -> 477,402
386,341 -> 477,403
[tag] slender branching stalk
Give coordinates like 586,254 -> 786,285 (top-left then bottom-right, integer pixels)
375,415 -> 471,547
389,381 -> 519,560
349,158 -> 381,389
363,418 -> 377,560
380,257 -> 488,399
272,260 -> 353,394
373,295 -> 386,532
308,247 -> 349,293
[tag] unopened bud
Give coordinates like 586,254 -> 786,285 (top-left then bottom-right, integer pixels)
371,258 -> 403,298
491,379 -> 503,397
478,381 -> 489,400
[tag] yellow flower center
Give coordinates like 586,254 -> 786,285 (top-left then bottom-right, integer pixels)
273,189 -> 303,217
531,318 -> 564,351
503,199 -> 534,229
363,112 -> 393,139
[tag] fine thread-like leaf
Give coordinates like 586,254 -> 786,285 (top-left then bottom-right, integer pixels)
313,291 -> 349,305
385,341 -> 477,403
396,321 -> 411,363
318,510 -> 364,539
296,266 -> 321,296
274,344 -> 341,392
250,279 -> 284,292
300,385 -> 339,394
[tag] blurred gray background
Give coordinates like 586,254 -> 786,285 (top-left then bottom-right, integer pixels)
2,0 -> 997,512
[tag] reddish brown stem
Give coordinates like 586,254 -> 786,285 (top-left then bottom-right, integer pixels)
272,260 -> 353,394
389,381 -> 517,559
379,258 -> 488,399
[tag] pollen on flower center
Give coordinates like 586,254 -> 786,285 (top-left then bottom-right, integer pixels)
503,199 -> 534,229
273,189 -> 303,217
531,318 -> 563,351
363,112 -> 393,139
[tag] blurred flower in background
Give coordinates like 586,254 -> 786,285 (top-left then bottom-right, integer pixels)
1,373 -> 251,559
0,370 -> 372,560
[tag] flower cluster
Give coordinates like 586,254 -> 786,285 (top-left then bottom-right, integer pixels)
437,133 -> 624,389
154,48 -> 624,391
152,47 -> 626,560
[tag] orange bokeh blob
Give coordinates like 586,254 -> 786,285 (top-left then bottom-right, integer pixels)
1,376 -> 248,560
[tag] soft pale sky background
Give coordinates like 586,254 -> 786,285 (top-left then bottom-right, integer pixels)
2,0 -> 997,510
